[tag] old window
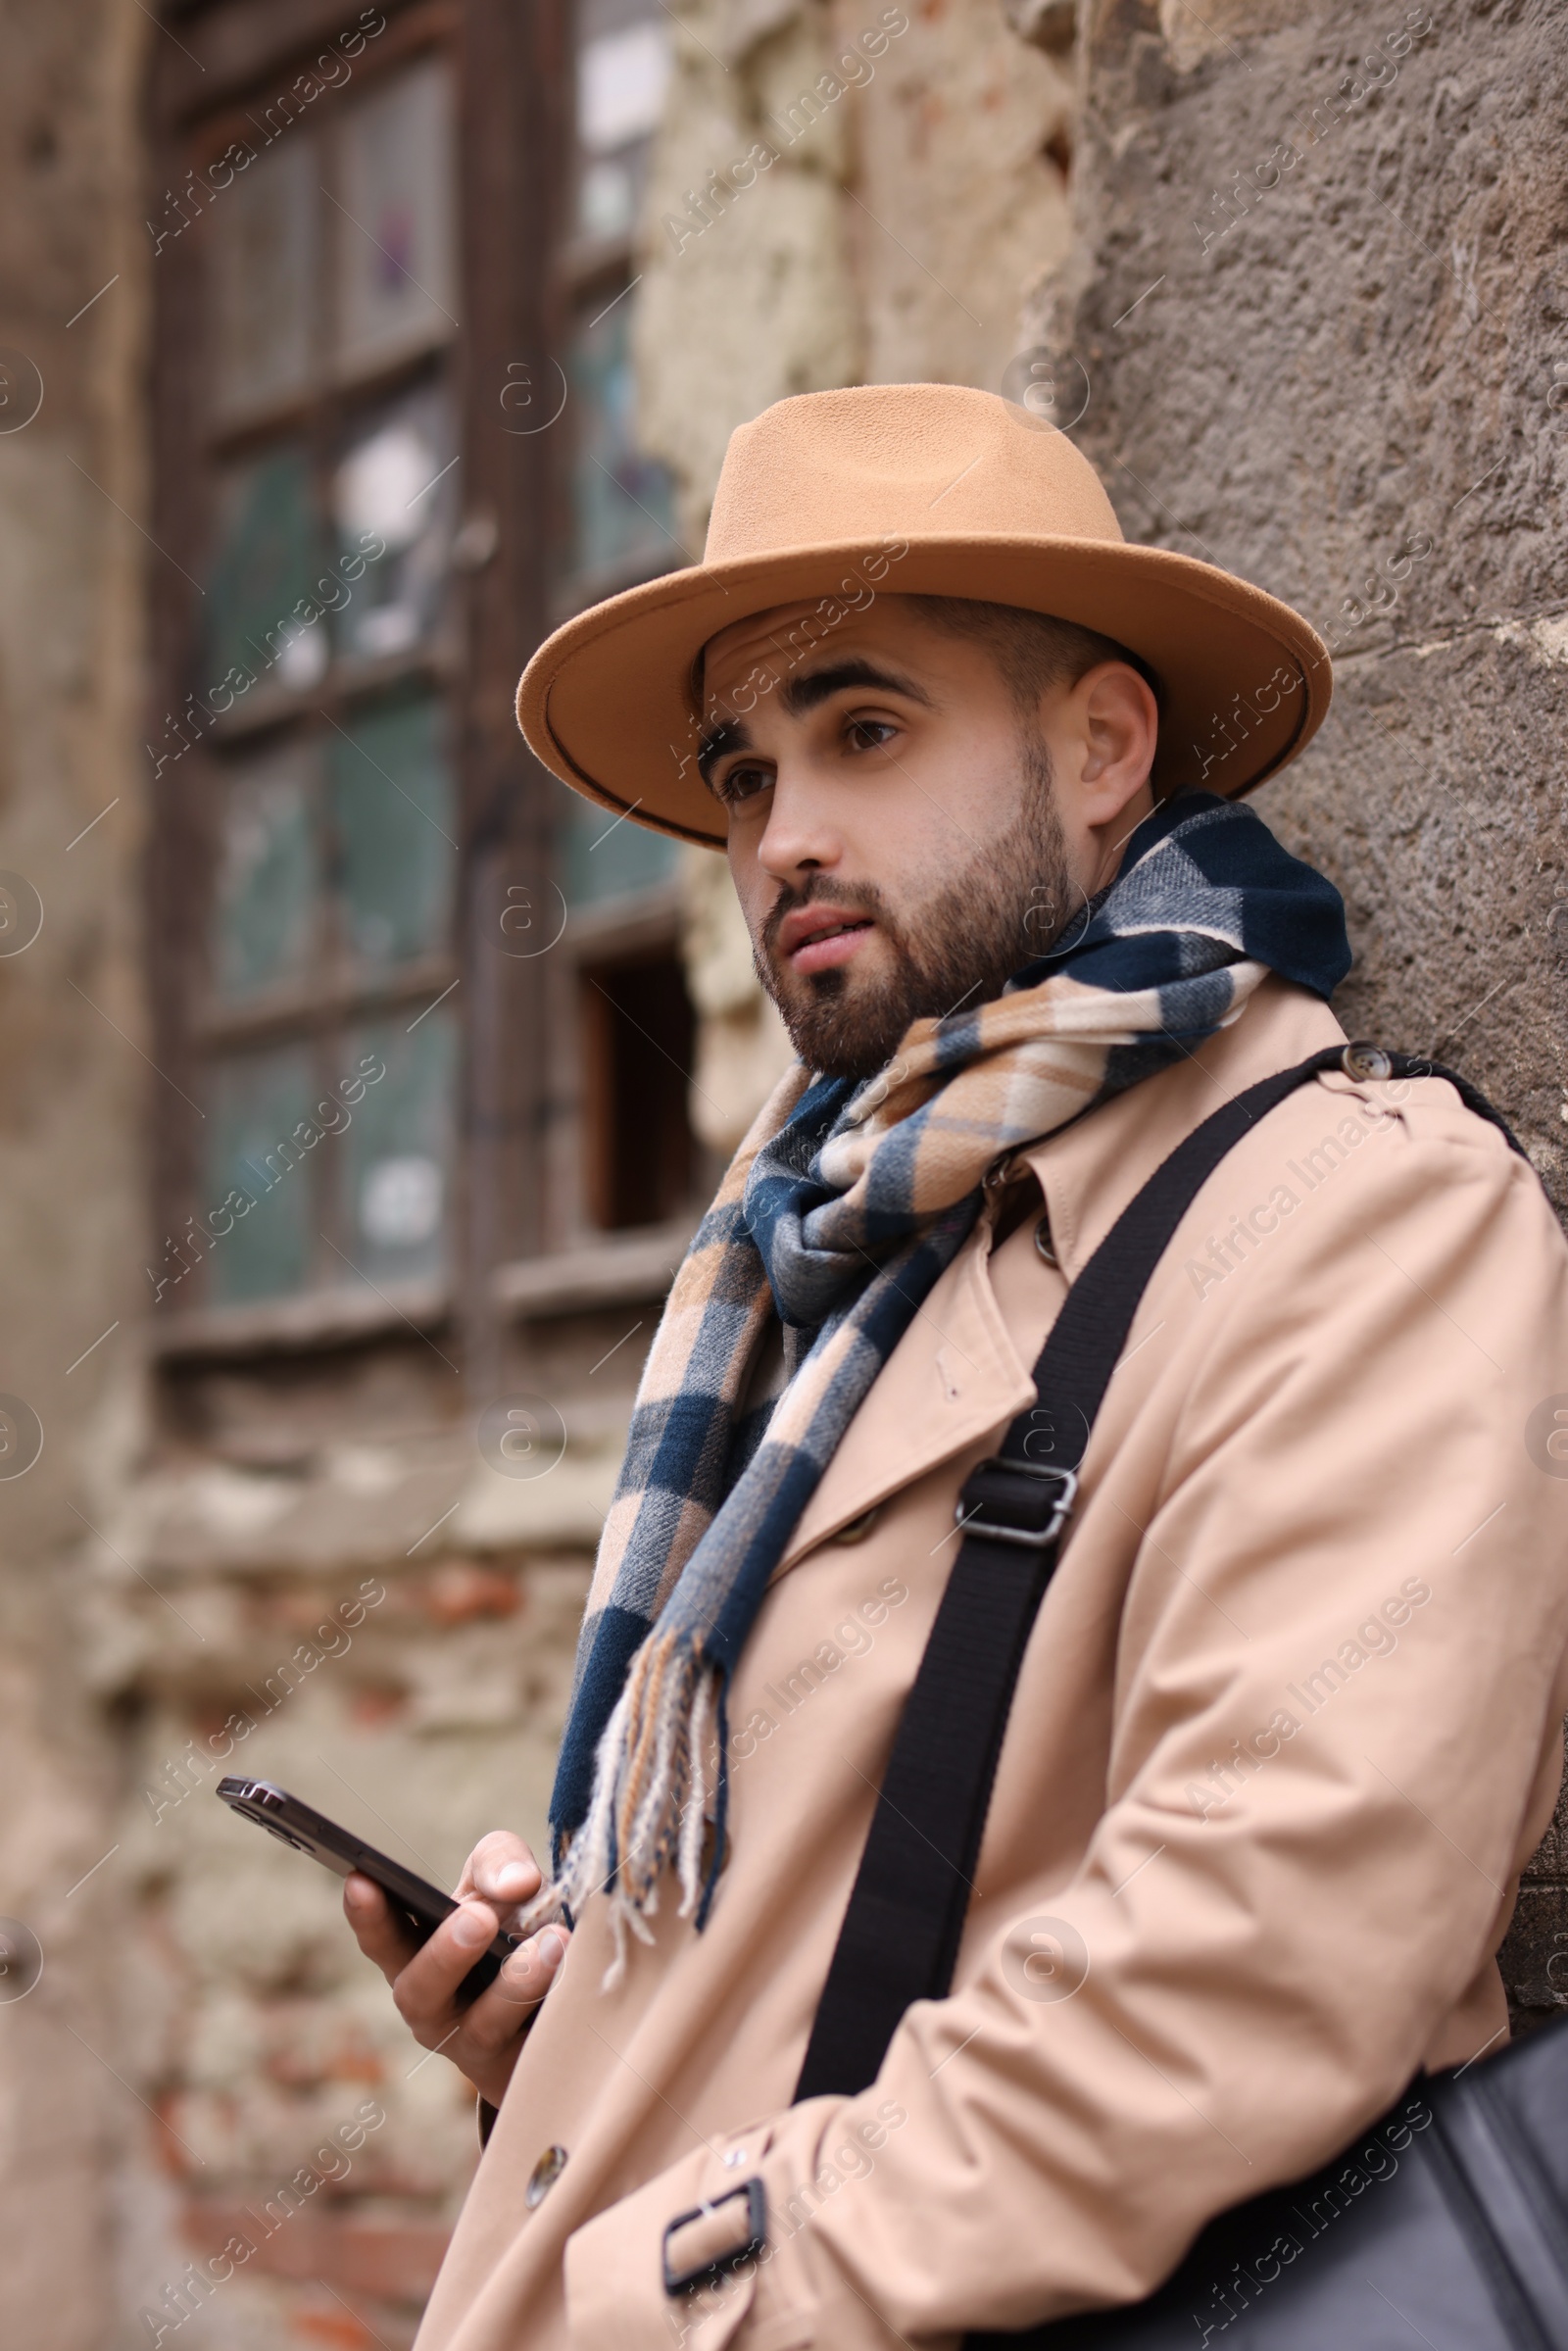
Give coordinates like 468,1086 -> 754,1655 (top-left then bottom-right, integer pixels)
541,0 -> 709,1243
146,2 -> 579,1355
148,0 -> 702,1356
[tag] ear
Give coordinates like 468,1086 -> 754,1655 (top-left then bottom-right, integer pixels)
1055,661 -> 1159,893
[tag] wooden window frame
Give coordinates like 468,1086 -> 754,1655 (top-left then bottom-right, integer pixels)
145,0 -> 570,1382
531,0 -> 710,1256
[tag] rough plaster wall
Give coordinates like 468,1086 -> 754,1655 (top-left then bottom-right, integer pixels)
1018,0 -> 1568,2021
636,0 -> 1076,542
633,0 -> 862,554
849,0 -> 1074,391
1028,0 -> 1567,1170
0,0 -> 153,2342
642,0 -> 1077,1154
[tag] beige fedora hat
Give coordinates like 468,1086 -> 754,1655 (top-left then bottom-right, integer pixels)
515,382 -> 1330,851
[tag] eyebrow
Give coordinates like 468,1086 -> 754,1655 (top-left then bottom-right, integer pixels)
696,659 -> 938,792
696,715 -> 750,792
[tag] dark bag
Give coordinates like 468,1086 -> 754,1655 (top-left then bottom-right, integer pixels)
795,1045 -> 1568,2348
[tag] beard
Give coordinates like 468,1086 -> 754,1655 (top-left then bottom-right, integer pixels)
754,733 -> 1080,1083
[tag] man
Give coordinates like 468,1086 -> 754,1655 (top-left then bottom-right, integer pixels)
346,384 -> 1568,2349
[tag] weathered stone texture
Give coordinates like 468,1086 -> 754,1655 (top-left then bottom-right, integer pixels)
1027,0 -> 1568,1174
636,0 -> 1076,541
0,1 -> 155,2344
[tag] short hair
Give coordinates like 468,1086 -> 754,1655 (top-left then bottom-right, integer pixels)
909,594 -> 1160,720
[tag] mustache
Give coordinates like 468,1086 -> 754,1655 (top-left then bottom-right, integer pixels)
760,875 -> 896,967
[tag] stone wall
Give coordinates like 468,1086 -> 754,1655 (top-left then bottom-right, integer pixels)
0,2 -> 155,2344
1028,0 -> 1568,2022
1041,0 -> 1567,1183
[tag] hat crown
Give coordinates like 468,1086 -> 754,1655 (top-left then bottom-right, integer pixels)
703,382 -> 1126,564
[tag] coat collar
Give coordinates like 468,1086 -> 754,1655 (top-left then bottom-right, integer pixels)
772,979 -> 1347,1576
1024,975 -> 1347,1282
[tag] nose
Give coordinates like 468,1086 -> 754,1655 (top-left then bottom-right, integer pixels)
754,767 -> 844,887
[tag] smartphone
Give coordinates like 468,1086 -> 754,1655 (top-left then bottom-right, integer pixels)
217,1776 -> 524,2006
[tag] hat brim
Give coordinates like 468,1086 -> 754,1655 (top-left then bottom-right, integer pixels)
515,535 -> 1331,850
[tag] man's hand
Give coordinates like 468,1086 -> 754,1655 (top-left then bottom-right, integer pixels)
343,1830 -> 568,2109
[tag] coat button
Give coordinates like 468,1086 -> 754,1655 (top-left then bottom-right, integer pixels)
1342,1040 -> 1394,1082
1033,1213 -> 1057,1267
525,2144 -> 568,2208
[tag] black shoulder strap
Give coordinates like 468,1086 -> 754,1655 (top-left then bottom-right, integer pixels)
793,1044 -> 1521,2104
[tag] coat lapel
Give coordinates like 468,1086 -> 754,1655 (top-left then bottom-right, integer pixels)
773,1201 -> 1037,1579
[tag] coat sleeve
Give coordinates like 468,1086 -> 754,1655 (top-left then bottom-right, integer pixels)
562,1100 -> 1568,2351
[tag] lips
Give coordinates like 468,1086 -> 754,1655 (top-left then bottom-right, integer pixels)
777,906 -> 875,975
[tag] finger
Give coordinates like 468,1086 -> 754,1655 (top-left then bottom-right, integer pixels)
392,1898 -> 503,2028
458,1927 -> 571,2056
343,1874 -> 422,1984
457,1831 -> 542,1909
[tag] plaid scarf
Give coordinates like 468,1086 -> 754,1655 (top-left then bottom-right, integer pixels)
536,792 -> 1349,1964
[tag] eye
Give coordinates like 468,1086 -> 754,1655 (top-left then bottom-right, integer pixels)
845,716 -> 899,753
712,759 -> 773,808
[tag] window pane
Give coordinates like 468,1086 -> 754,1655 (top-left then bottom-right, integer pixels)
340,1010 -> 457,1287
207,445 -> 327,694
208,134 -> 318,422
331,380 -> 455,662
579,21 -> 670,151
335,59 -> 458,377
205,1044 -> 318,1304
568,294 -> 676,579
212,740 -> 318,1003
576,18 -> 669,239
558,785 -> 677,906
326,691 -> 456,969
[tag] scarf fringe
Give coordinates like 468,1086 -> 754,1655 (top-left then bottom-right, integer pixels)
517,1635 -> 723,1985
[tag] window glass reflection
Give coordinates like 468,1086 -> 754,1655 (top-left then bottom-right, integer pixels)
205,1043 -> 318,1303
208,134 -> 318,422
335,58 -> 459,375
207,445 -> 328,694
327,691 -> 456,968
568,296 -> 676,580
332,379 -> 455,661
558,785 -> 678,906
212,741 -> 318,1003
341,1009 -> 457,1286
576,17 -> 669,240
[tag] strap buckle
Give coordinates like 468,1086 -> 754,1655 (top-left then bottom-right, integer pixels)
662,2178 -> 766,2295
956,1459 -> 1078,1549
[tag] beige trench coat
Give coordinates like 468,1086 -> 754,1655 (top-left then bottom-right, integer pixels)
415,978 -> 1568,2351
